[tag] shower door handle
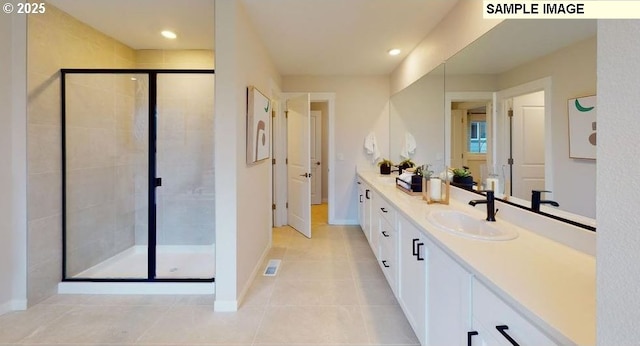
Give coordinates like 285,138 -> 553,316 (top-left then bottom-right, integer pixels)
155,177 -> 162,187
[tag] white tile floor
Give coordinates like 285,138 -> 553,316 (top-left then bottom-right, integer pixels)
0,205 -> 418,345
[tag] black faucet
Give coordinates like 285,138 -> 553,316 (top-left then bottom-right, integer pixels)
469,190 -> 496,222
531,190 -> 559,212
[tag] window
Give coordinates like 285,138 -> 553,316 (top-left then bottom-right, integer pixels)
468,120 -> 487,153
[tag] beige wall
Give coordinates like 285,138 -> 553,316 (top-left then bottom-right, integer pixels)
597,20 -> 640,345
0,9 -> 27,314
283,76 -> 390,223
214,0 -> 281,310
27,4 -> 136,304
498,37 -> 597,218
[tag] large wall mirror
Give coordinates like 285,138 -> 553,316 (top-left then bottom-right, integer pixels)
390,64 -> 445,170
444,19 -> 597,226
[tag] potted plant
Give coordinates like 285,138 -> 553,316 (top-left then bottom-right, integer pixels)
397,159 -> 415,174
378,158 -> 393,175
451,166 -> 474,190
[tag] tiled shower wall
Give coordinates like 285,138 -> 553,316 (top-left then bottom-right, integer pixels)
27,5 -> 135,304
27,5 -> 215,304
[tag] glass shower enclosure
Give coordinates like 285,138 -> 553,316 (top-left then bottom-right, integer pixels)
61,69 -> 215,282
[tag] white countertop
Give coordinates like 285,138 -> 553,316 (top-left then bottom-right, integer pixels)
358,170 -> 596,346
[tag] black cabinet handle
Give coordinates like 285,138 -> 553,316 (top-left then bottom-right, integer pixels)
416,243 -> 425,261
496,325 -> 520,346
382,231 -> 389,237
359,194 -> 363,203
382,260 -> 390,268
380,207 -> 388,213
366,189 -> 370,199
357,181 -> 361,185
412,238 -> 419,256
467,331 -> 478,346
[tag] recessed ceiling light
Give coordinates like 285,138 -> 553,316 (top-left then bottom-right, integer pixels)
161,30 -> 177,39
388,48 -> 401,56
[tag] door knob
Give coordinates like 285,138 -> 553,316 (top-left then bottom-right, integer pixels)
316,161 -> 321,166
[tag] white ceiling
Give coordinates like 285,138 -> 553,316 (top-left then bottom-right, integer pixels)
240,0 -> 458,75
46,0 -> 457,76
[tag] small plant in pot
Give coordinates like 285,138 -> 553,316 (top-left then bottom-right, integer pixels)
378,159 -> 393,175
451,166 -> 474,190
397,159 -> 416,174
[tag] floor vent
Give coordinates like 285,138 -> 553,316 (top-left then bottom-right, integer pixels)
263,259 -> 281,276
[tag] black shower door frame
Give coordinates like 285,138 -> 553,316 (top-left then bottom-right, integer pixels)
60,68 -> 215,283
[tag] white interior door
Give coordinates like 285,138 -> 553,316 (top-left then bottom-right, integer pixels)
512,91 -> 545,200
287,94 -> 311,238
310,110 -> 322,205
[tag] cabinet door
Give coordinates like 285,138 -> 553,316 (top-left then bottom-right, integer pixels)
357,180 -> 364,229
398,217 -> 427,345
362,185 -> 372,242
427,243 -> 472,346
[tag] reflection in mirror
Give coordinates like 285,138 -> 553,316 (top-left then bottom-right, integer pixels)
445,19 -> 597,225
390,64 -> 445,170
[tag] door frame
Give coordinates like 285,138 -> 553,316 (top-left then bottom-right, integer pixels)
445,92 -> 494,168
274,92 -> 336,226
495,77 -> 552,200
310,110 -> 323,205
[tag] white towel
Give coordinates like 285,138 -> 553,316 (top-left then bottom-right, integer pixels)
397,172 -> 414,190
399,132 -> 416,159
364,132 -> 381,163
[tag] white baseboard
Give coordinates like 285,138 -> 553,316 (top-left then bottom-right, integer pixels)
0,299 -> 27,316
236,240 -> 272,308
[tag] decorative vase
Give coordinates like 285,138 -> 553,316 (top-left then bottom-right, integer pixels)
380,165 -> 391,175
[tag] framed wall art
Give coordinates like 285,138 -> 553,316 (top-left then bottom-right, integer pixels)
247,86 -> 271,164
568,95 -> 597,160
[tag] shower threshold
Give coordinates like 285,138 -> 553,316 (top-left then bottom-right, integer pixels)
58,245 -> 215,295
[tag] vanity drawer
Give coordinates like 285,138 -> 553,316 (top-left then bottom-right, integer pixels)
374,195 -> 396,226
472,279 -> 558,346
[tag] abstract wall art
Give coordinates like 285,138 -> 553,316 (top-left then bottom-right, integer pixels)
247,86 -> 271,164
568,95 -> 597,160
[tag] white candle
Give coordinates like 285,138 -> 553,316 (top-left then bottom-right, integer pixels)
430,178 -> 442,201
486,178 -> 499,191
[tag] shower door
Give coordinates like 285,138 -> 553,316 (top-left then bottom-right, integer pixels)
63,72 -> 150,279
62,69 -> 215,282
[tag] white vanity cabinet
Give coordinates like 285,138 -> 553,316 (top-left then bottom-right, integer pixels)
398,216 -> 427,345
469,279 -> 558,346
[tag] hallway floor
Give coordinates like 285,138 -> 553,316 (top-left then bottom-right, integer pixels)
0,204 -> 418,345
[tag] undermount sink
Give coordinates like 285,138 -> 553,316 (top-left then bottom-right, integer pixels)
427,210 -> 518,241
